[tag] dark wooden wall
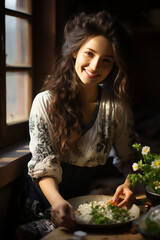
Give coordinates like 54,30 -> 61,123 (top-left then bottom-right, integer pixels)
34,0 -> 160,146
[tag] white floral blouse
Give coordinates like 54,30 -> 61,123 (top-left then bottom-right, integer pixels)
28,88 -> 137,185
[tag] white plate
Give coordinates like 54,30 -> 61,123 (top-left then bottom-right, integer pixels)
68,195 -> 140,228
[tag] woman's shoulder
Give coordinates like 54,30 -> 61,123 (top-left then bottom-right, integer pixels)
33,90 -> 52,105
34,90 -> 51,100
31,90 -> 53,113
100,86 -> 117,104
100,87 -> 131,112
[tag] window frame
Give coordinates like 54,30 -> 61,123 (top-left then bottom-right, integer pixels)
0,0 -> 33,149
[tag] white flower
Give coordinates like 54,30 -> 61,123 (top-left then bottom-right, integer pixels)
151,159 -> 160,169
142,146 -> 150,155
132,163 -> 139,171
154,181 -> 160,189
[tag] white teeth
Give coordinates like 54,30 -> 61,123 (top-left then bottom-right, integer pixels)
85,69 -> 97,77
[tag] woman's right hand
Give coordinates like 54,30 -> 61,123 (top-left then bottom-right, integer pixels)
51,198 -> 76,228
39,177 -> 75,228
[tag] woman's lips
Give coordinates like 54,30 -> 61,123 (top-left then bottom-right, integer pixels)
84,69 -> 99,78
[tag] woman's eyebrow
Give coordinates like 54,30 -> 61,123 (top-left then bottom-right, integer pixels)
86,48 -> 113,58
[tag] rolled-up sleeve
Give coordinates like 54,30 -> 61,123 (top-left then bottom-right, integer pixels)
28,91 -> 62,183
113,103 -> 138,177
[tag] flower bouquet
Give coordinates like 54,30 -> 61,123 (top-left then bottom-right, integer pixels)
128,143 -> 160,195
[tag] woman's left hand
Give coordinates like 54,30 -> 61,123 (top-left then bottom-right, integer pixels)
112,177 -> 135,208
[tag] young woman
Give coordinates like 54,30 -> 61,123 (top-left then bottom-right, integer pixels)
27,11 -> 138,229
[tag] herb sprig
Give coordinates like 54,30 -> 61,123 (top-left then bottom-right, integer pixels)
90,202 -> 130,224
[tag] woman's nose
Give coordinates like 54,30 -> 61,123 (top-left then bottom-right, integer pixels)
90,57 -> 100,70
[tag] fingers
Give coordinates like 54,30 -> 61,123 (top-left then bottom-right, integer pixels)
112,185 -> 135,209
52,211 -> 74,228
59,204 -> 75,228
117,198 -> 129,208
117,192 -> 135,208
68,204 -> 76,221
51,203 -> 76,228
112,186 -> 123,203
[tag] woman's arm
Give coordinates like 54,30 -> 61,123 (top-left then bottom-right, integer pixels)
39,177 -> 63,205
39,177 -> 75,228
112,103 -> 138,207
28,93 -> 75,228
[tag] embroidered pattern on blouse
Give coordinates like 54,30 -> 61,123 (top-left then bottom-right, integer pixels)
84,113 -> 116,167
29,115 -> 57,164
97,115 -> 116,154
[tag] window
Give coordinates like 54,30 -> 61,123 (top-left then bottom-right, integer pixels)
0,0 -> 33,148
0,0 -> 56,149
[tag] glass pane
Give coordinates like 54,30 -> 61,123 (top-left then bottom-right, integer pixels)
5,0 -> 32,14
5,15 -> 32,66
6,72 -> 31,124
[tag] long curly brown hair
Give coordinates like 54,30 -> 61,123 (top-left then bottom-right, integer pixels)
42,11 -> 134,154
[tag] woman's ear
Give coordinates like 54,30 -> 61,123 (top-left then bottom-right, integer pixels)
72,51 -> 77,59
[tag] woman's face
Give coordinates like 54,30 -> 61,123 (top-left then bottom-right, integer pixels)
73,35 -> 114,86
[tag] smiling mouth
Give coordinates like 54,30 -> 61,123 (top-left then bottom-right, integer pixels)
84,69 -> 99,78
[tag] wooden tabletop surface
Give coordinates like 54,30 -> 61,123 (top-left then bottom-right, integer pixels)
41,226 -> 146,240
41,194 -> 148,240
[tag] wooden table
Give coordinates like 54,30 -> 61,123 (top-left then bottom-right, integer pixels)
41,227 -> 146,240
41,195 -> 148,240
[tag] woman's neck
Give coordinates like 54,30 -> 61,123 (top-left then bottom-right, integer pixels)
80,84 -> 100,104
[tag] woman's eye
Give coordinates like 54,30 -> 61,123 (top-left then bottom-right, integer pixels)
103,58 -> 112,63
85,51 -> 93,57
